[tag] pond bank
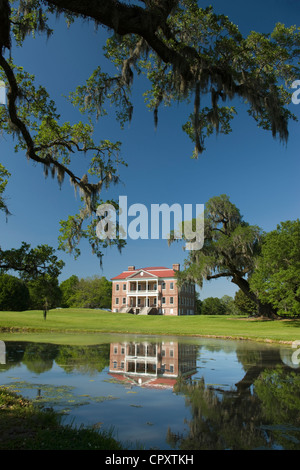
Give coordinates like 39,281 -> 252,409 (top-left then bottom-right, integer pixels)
0,386 -> 125,450
0,309 -> 299,345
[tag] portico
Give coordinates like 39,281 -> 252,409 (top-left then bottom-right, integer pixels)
128,278 -> 158,309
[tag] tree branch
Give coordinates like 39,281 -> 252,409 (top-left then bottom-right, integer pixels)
0,51 -> 115,212
206,272 -> 233,280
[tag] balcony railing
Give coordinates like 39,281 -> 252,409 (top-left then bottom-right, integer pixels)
128,289 -> 158,294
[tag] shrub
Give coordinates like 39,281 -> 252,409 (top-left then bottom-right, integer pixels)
0,274 -> 30,311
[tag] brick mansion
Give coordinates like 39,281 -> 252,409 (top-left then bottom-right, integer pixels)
111,264 -> 195,315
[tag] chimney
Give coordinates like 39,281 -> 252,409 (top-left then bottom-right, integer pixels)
173,263 -> 180,271
128,266 -> 135,271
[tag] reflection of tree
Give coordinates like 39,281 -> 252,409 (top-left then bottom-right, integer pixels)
235,347 -> 283,393
168,363 -> 300,450
169,377 -> 267,450
0,342 -> 27,372
56,344 -> 110,374
254,367 -> 300,450
13,343 -> 58,374
2,342 -> 110,376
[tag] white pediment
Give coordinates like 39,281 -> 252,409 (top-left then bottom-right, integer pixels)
127,269 -> 157,279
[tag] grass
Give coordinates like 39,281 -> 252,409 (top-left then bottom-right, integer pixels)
0,386 -> 124,450
0,308 -> 299,344
0,308 -> 299,449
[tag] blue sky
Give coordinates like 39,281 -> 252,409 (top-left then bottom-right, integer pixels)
0,0 -> 299,300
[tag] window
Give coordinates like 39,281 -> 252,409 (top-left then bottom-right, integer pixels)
116,284 -> 119,291
123,284 -> 126,290
122,297 -> 126,304
162,297 -> 165,304
170,282 -> 174,290
162,282 -> 166,289
170,297 -> 174,304
114,347 -> 118,354
116,298 -> 119,304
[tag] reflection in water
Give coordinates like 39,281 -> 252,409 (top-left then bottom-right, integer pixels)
170,367 -> 300,450
109,341 -> 197,389
0,337 -> 299,450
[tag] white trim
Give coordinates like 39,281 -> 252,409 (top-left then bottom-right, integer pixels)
127,269 -> 157,279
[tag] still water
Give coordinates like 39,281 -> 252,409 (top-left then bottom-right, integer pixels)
0,334 -> 299,450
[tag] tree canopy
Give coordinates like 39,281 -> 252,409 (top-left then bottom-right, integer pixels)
200,296 -> 226,315
234,289 -> 257,316
250,220 -> 300,317
62,275 -> 112,309
0,273 -> 30,310
0,0 -> 299,257
172,194 -> 300,318
172,194 -> 277,317
0,242 -> 64,279
0,163 -> 11,219
0,242 -> 64,310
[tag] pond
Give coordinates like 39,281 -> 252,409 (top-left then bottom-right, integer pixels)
0,334 -> 299,450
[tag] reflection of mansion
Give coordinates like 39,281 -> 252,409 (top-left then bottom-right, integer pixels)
111,264 -> 195,315
109,341 -> 197,389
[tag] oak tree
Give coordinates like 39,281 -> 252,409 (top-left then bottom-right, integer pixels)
172,194 -> 278,318
0,1 -> 299,258
0,242 -> 64,278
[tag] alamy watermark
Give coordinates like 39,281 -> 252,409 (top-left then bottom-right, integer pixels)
0,340 -> 6,364
0,81 -> 6,106
96,196 -> 204,250
292,340 -> 300,366
292,80 -> 300,105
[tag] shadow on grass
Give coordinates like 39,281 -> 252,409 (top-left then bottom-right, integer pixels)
282,320 -> 300,328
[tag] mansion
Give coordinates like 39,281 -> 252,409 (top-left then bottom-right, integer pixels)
111,264 -> 195,315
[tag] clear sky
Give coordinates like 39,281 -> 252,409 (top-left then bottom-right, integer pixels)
0,0 -> 299,300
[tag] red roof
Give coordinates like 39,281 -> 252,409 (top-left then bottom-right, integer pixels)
111,267 -> 176,280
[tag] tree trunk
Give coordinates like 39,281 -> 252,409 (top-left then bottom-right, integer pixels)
0,0 -> 11,52
231,275 -> 278,319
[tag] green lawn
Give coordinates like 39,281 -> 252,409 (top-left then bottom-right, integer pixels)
0,308 -> 299,344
